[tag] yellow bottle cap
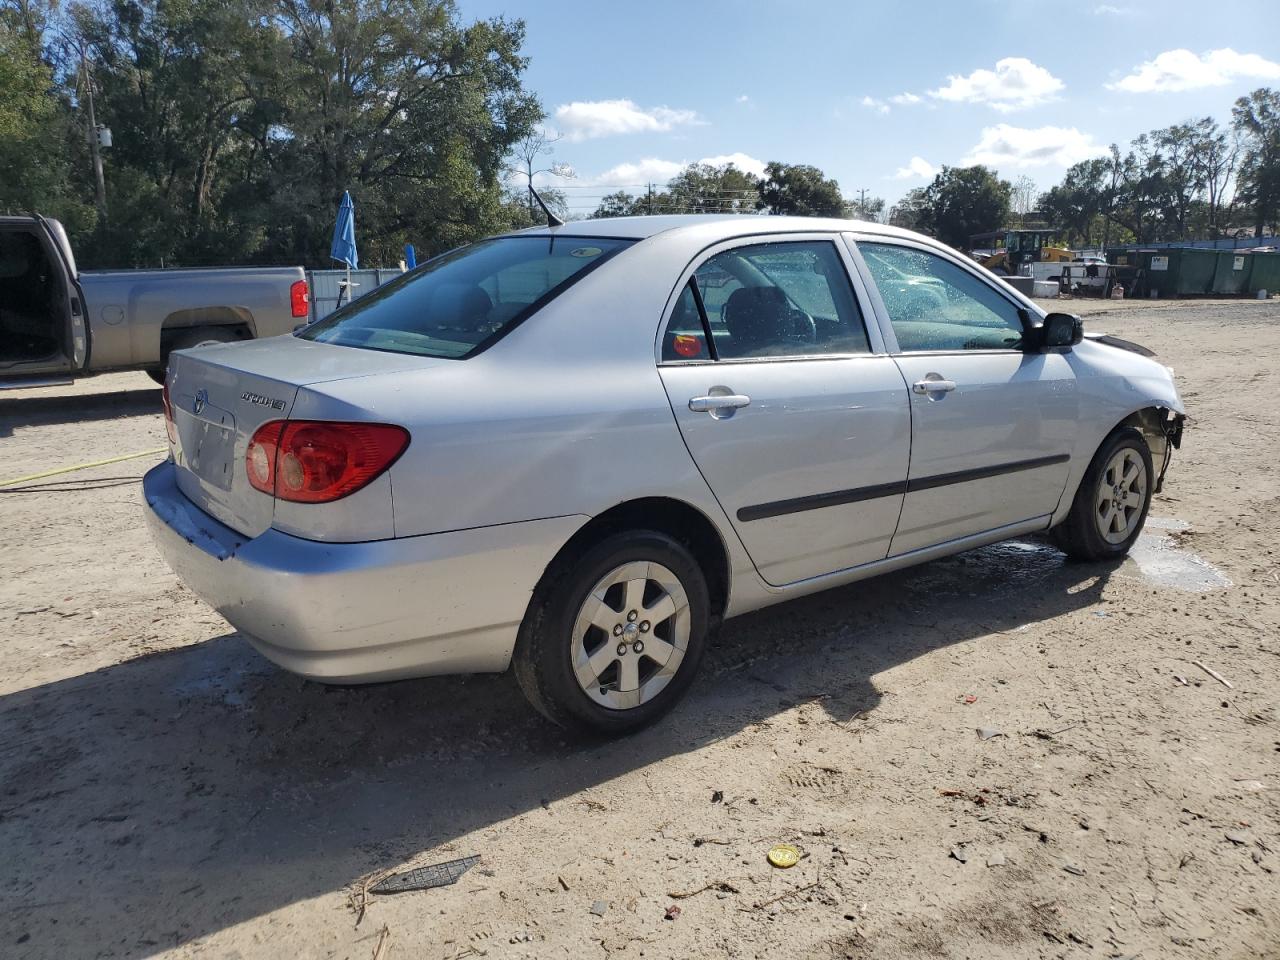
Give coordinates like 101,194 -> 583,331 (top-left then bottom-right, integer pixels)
767,843 -> 800,868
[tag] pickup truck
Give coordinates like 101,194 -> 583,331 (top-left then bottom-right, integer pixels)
0,215 -> 308,389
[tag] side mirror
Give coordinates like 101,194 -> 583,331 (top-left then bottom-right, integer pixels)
1042,312 -> 1084,348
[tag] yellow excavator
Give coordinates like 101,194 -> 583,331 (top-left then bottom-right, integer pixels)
969,229 -> 1073,276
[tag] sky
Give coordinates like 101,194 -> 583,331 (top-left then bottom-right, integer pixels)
455,0 -> 1280,217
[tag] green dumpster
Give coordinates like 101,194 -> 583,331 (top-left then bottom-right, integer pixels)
1211,251 -> 1251,294
1135,248 -> 1216,296
1247,251 -> 1280,295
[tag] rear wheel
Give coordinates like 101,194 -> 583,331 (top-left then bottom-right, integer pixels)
153,327 -> 240,385
1052,426 -> 1152,560
513,530 -> 709,736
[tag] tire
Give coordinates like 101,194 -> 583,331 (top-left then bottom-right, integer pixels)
156,327 -> 239,382
1051,426 -> 1153,561
171,327 -> 239,352
513,530 -> 710,736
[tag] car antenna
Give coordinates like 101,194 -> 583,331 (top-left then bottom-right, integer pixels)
529,184 -> 564,228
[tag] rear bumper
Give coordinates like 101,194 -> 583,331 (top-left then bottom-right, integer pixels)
142,462 -> 587,682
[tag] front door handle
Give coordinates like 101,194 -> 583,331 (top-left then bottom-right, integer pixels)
689,393 -> 751,414
912,377 -> 956,395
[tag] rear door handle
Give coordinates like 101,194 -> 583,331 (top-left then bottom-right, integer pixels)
689,394 -> 751,413
912,378 -> 956,394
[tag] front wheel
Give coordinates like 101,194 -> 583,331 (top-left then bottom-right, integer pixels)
1052,426 -> 1153,560
513,531 -> 710,736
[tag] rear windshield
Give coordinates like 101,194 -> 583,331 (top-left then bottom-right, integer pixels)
299,235 -> 633,359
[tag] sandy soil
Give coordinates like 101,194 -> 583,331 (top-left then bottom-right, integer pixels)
1,297 -> 1278,960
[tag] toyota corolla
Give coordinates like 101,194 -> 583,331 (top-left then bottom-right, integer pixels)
144,216 -> 1185,735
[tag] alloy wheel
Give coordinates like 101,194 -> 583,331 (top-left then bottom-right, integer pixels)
1095,447 -> 1147,544
571,560 -> 690,710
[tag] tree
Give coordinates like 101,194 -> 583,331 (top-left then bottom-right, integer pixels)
1233,87 -> 1280,237
666,162 -> 759,214
755,162 -> 844,216
1010,175 -> 1037,226
848,194 -> 885,222
1189,117 -> 1237,238
590,161 -> 760,218
918,165 -> 1011,248
888,187 -> 929,231
508,128 -> 574,218
593,190 -> 643,218
261,1 -> 542,266
0,0 -> 91,227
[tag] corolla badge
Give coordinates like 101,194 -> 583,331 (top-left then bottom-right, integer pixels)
240,391 -> 287,411
193,388 -> 208,415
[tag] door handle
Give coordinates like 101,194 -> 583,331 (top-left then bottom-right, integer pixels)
912,378 -> 956,395
689,394 -> 751,413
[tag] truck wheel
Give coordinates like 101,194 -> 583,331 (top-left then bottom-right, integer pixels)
1051,426 -> 1153,561
172,327 -> 239,351
155,327 -> 240,383
513,530 -> 710,736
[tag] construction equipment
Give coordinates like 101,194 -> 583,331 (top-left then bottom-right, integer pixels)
969,229 -> 1072,276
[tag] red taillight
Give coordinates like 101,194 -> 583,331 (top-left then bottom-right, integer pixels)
290,279 -> 310,319
161,379 -> 177,444
246,420 -> 409,503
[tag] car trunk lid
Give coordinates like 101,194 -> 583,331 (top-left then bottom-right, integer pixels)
166,335 -> 440,537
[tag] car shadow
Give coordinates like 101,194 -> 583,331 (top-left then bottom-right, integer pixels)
0,387 -> 161,438
0,537 -> 1114,957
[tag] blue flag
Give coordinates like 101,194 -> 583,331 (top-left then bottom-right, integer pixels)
330,191 -> 358,269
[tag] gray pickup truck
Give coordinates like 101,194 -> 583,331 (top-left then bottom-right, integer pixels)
0,215 -> 308,389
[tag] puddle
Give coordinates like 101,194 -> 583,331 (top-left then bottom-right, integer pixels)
909,516 -> 1228,597
1122,524 -> 1231,592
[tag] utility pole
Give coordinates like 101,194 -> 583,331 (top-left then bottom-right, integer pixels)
82,51 -> 107,221
648,182 -> 654,215
856,188 -> 868,219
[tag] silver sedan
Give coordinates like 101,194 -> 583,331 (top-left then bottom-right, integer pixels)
144,216 -> 1186,734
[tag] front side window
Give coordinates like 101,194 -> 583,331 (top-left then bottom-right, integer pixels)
858,242 -> 1026,352
662,240 -> 869,361
301,235 -> 632,359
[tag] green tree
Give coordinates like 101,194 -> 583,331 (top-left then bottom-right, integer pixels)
592,189 -> 643,218
888,187 -> 929,231
918,165 -> 1011,248
756,161 -> 844,216
1233,88 -> 1280,237
848,194 -> 885,221
666,162 -> 759,213
0,0 -> 91,226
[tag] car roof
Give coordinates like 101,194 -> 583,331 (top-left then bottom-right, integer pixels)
509,214 -> 929,245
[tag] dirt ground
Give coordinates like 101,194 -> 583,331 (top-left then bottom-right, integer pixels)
2,297 -> 1278,960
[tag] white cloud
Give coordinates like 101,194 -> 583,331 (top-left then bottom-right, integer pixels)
892,156 -> 938,180
696,153 -> 768,178
962,124 -> 1108,168
553,99 -> 701,141
736,94 -> 751,104
889,92 -> 922,105
1093,4 -> 1134,14
574,153 -> 768,188
1107,48 -> 1280,93
860,95 -> 890,115
929,57 -> 1064,112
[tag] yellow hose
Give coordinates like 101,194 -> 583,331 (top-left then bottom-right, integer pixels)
0,447 -> 167,488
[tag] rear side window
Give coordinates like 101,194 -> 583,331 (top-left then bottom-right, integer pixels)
662,240 -> 870,361
301,236 -> 633,359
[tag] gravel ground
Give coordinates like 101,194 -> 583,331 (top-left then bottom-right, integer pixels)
1,297 -> 1277,960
